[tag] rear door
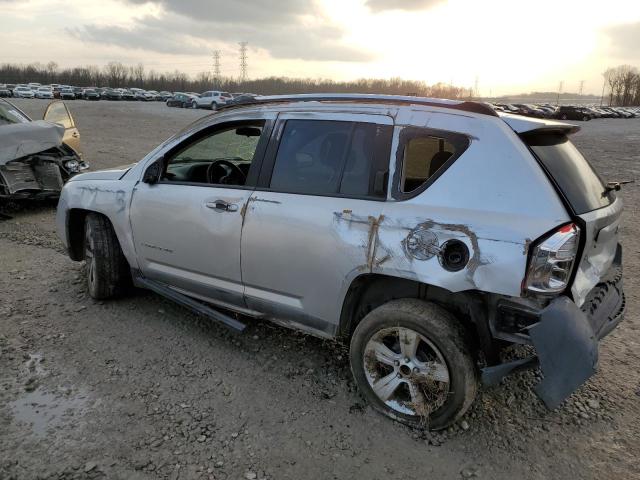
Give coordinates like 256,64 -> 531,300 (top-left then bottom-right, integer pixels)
240,112 -> 393,336
43,101 -> 81,154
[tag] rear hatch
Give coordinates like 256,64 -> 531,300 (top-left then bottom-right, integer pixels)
522,130 -> 622,307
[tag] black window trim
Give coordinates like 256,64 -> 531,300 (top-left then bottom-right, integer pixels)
255,117 -> 393,201
392,126 -> 470,201
155,118 -> 274,190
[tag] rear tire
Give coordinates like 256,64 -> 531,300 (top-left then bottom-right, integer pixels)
349,299 -> 478,430
191,101 -> 197,109
84,213 -> 131,299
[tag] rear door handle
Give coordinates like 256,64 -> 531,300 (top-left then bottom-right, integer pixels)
205,200 -> 238,212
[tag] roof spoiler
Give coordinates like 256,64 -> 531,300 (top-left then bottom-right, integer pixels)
500,113 -> 580,135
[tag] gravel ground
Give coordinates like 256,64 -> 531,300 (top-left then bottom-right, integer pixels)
1,99 -> 639,480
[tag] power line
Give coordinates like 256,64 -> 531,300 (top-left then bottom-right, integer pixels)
212,50 -> 221,87
239,41 -> 248,82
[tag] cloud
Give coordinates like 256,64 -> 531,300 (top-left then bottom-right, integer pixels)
70,0 -> 374,62
365,0 -> 445,12
604,21 -> 640,60
122,0 -> 311,25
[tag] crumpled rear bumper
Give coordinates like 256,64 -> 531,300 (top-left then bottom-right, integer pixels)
483,244 -> 624,408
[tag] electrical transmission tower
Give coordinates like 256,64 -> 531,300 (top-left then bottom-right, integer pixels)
239,42 -> 248,83
212,50 -> 221,87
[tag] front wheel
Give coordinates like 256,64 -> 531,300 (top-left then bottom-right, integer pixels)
191,101 -> 198,109
84,213 -> 131,299
350,299 -> 478,430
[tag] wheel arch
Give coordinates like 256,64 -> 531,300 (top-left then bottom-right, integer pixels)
337,273 -> 498,363
66,209 -> 127,263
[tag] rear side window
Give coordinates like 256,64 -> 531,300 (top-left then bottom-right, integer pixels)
269,120 -> 390,198
525,133 -> 612,214
394,127 -> 469,199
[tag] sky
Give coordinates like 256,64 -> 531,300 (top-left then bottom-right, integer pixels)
1,0 -> 639,95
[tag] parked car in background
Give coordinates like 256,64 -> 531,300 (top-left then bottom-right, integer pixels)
191,90 -> 231,110
159,91 -> 173,101
13,86 -> 35,98
60,88 -> 76,100
82,88 -> 100,101
35,87 -> 55,99
554,106 -> 593,121
146,90 -> 163,101
0,85 -> 12,97
166,93 -> 195,108
0,99 -> 87,199
119,89 -> 136,101
101,89 -> 122,101
227,93 -> 258,105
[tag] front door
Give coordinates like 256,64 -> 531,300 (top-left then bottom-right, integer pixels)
130,119 -> 272,308
240,112 -> 393,335
43,101 -> 81,154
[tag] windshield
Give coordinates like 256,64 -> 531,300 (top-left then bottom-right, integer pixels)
0,100 -> 30,125
525,133 -> 613,214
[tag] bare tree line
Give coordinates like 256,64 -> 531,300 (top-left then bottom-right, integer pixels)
0,61 -> 467,98
603,65 -> 640,106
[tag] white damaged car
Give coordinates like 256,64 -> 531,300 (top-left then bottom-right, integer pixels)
55,94 -> 625,429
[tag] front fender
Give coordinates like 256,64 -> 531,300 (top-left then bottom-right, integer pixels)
56,179 -> 139,269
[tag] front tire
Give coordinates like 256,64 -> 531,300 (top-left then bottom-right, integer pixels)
350,299 -> 478,430
84,213 -> 131,299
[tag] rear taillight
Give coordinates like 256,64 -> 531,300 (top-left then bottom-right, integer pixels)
524,223 -> 580,295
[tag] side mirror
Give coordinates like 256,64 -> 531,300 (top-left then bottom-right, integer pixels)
143,161 -> 162,185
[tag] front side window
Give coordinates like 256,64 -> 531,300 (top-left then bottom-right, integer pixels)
269,120 -> 386,197
163,123 -> 264,186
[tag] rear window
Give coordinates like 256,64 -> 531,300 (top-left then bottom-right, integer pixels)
525,133 -> 612,214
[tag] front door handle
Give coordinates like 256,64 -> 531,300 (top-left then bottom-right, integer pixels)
205,200 -> 238,212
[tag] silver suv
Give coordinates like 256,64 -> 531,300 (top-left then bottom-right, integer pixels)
56,94 -> 625,429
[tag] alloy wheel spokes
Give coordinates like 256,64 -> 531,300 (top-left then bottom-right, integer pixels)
372,371 -> 403,401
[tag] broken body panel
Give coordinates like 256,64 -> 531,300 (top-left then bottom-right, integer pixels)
56,97 -> 624,409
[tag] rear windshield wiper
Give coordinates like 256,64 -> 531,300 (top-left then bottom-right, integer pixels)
603,180 -> 634,196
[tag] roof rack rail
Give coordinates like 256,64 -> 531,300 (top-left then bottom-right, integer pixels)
218,93 -> 498,117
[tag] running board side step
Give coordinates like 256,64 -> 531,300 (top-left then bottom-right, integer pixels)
133,273 -> 246,332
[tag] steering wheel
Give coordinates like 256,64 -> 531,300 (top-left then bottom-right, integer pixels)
207,159 -> 246,185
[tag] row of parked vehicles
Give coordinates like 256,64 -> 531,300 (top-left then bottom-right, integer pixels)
0,82 -> 175,102
491,103 -> 640,121
166,91 -> 258,110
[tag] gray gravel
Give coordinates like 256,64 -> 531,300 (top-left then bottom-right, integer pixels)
1,99 -> 639,480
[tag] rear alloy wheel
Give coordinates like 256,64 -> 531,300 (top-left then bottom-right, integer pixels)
561,114 -> 568,120
191,101 -> 198,109
350,299 -> 478,430
583,115 -> 590,121
210,102 -> 217,111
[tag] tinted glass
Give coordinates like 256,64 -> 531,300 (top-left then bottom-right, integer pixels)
526,134 -> 612,214
270,120 -> 377,196
401,136 -> 455,192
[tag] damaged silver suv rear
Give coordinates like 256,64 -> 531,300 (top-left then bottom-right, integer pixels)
56,94 -> 625,429
0,99 -> 87,200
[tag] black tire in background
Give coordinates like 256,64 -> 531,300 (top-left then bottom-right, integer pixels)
84,213 -> 131,300
350,299 -> 478,430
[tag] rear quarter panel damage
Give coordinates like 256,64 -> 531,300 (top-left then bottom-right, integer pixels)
336,111 -> 572,302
